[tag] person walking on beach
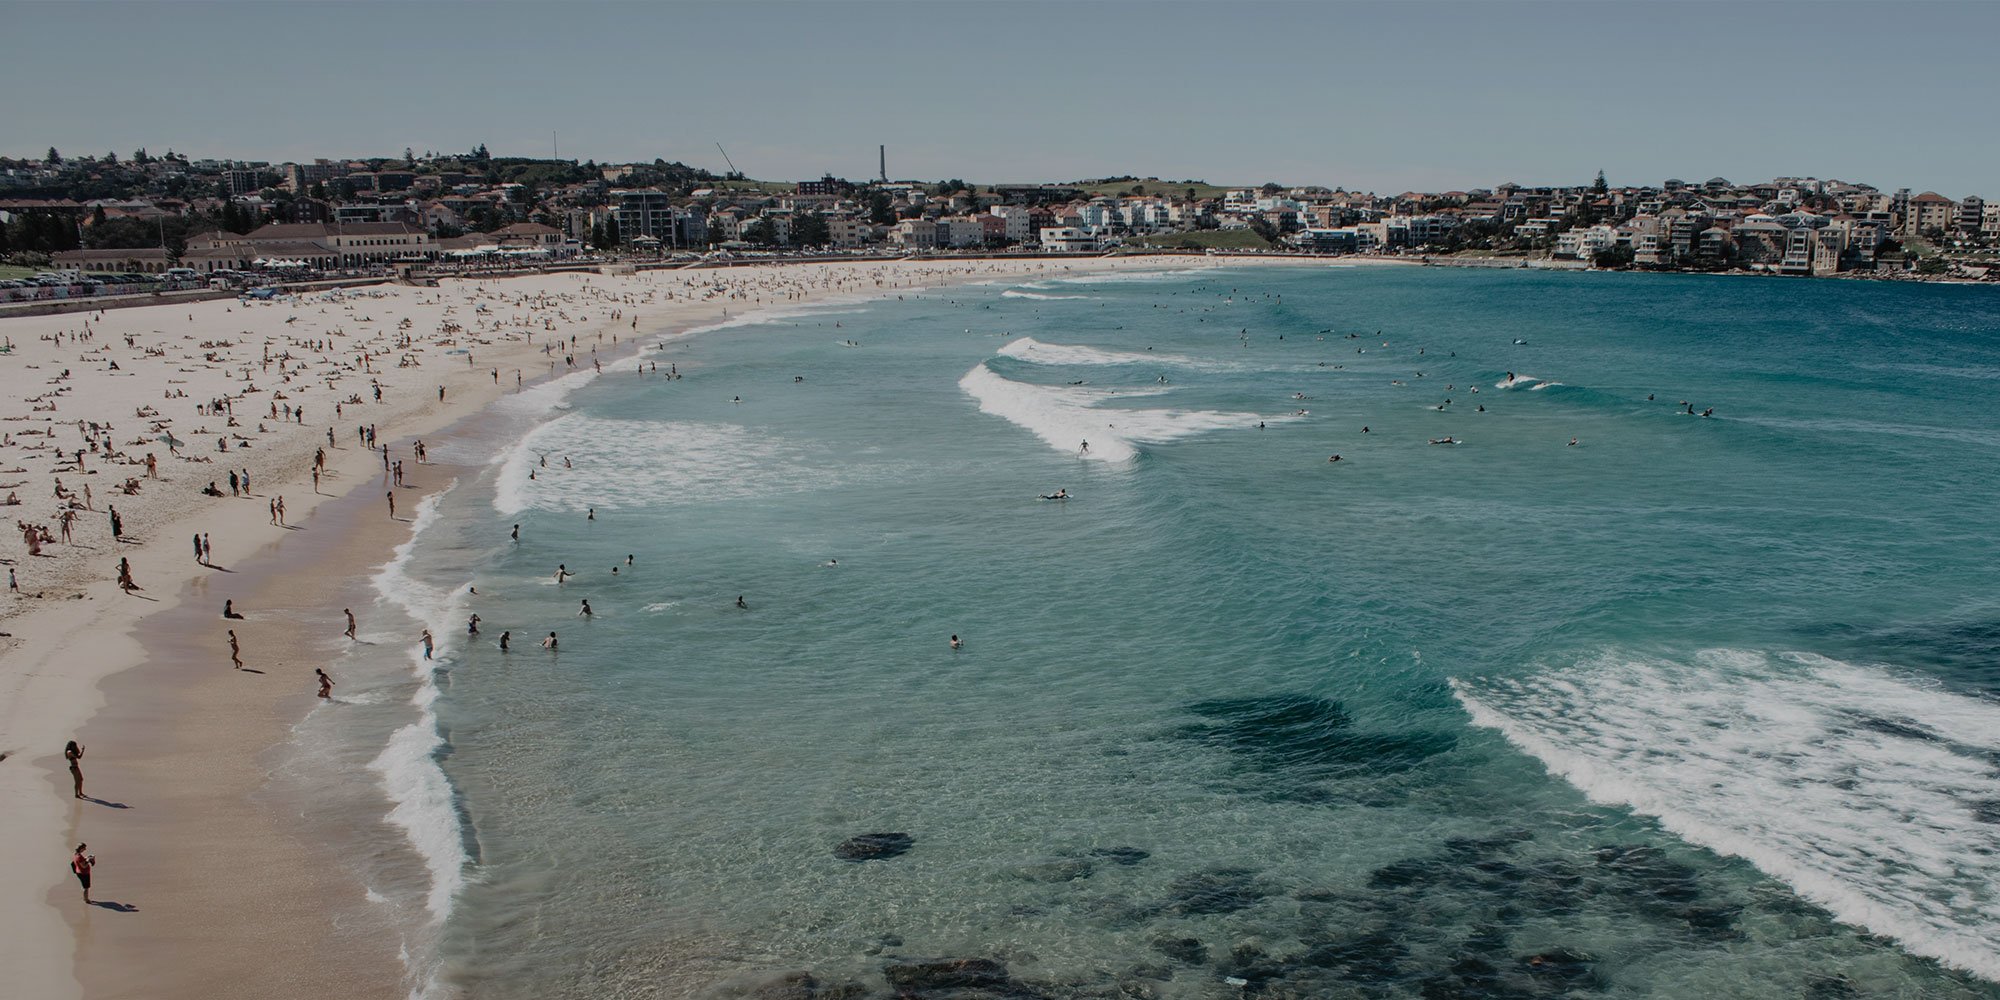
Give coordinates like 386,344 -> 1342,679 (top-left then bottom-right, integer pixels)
108,504 -> 122,541
70,845 -> 95,905
344,608 -> 357,639
228,629 -> 243,669
194,532 -> 205,565
387,492 -> 396,518
65,740 -> 85,799
315,668 -> 334,700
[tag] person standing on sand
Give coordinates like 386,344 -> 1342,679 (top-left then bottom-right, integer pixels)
194,532 -> 205,565
228,629 -> 243,669
344,608 -> 357,639
316,668 -> 334,699
387,492 -> 396,518
65,740 -> 85,799
70,845 -> 95,905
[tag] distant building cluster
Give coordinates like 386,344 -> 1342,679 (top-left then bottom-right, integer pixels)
2,149 -> 1996,282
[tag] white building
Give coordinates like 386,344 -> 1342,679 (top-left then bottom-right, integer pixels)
988,205 -> 1033,243
1039,227 -> 1098,252
892,220 -> 939,248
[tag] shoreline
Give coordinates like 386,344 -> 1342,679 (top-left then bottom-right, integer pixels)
0,254 -> 1271,999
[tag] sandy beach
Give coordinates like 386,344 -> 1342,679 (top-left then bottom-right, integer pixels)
0,254 -> 1244,999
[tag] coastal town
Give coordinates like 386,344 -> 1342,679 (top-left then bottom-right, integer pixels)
4,146 -> 1998,306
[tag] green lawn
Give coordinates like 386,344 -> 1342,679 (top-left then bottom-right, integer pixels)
1122,229 -> 1275,250
0,264 -> 40,280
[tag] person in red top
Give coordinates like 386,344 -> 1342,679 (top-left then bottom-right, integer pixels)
71,844 -> 95,904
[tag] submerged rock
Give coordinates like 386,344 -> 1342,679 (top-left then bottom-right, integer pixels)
1520,948 -> 1596,987
835,832 -> 914,862
1150,936 -> 1207,965
713,971 -> 868,1000
1089,847 -> 1151,866
882,958 -> 1011,993
1177,694 -> 1455,778
1165,867 -> 1267,915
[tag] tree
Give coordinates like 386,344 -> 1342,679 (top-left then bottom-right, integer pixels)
1592,246 -> 1634,269
596,216 -> 621,249
104,150 -> 118,165
745,218 -> 778,246
868,191 -> 895,226
132,148 -> 151,165
309,181 -> 328,201
404,147 -> 416,166
1593,170 -> 1608,196
792,212 -> 829,247
46,147 -> 61,165
1247,217 -> 1280,245
90,205 -> 108,227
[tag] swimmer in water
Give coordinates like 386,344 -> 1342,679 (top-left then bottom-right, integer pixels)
736,595 -> 748,609
541,631 -> 558,650
555,564 -> 574,583
1329,455 -> 1342,462
578,599 -> 592,618
950,634 -> 962,650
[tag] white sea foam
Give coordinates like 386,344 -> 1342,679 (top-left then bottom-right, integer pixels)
1048,266 -> 1219,285
996,336 -> 1209,370
366,486 -> 469,928
1452,648 -> 2000,982
493,414 -> 850,515
1494,374 -> 1546,390
959,363 -> 1274,463
1000,289 -> 1095,301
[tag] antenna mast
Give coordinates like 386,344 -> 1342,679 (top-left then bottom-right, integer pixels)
715,143 -> 739,178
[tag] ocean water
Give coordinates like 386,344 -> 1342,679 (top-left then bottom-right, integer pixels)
334,266 -> 2000,998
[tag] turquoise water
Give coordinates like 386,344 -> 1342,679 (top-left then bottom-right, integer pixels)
375,266 -> 2000,998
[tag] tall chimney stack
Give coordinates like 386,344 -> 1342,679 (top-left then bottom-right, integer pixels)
879,145 -> 887,183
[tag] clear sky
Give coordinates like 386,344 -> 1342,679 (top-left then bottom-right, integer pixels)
5,0 -> 1997,198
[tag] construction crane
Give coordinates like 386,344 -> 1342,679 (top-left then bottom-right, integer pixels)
715,142 -> 740,179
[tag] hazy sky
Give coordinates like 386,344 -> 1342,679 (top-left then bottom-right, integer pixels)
6,0 -> 1997,197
